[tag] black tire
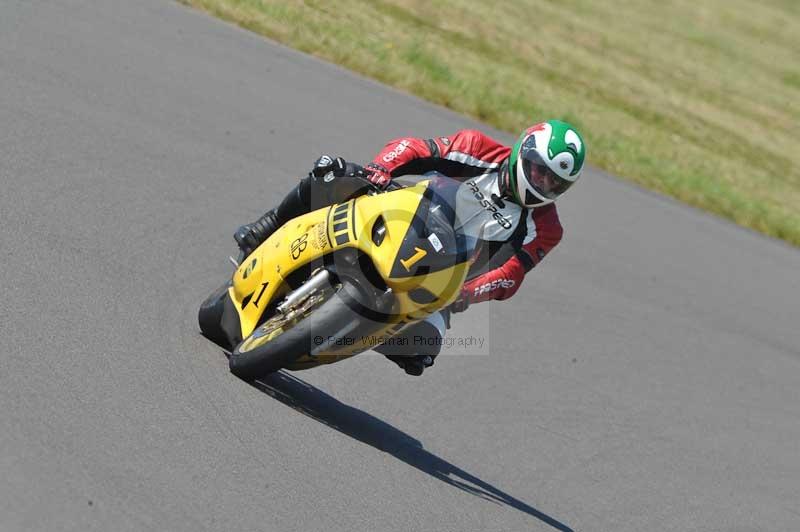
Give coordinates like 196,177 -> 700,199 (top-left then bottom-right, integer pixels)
198,281 -> 237,350
228,280 -> 379,380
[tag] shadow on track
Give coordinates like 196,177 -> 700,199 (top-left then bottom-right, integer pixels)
251,371 -> 574,532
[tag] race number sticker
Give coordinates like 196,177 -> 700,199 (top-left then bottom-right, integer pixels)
428,232 -> 443,252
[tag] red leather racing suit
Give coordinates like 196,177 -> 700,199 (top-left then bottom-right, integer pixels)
367,129 -> 563,306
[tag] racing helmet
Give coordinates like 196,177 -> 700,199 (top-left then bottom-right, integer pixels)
507,120 -> 586,208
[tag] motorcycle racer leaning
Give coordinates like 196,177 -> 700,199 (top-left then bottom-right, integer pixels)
234,120 -> 586,376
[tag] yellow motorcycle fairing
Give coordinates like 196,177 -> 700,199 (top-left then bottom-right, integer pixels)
226,180 -> 471,368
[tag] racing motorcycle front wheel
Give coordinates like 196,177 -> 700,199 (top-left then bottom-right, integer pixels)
228,271 -> 378,379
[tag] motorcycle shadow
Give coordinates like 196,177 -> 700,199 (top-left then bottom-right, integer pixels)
251,371 -> 574,532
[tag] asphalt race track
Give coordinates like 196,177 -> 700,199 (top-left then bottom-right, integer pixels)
2,2 -> 799,531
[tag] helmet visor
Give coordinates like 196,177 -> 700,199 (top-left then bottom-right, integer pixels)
520,148 -> 574,200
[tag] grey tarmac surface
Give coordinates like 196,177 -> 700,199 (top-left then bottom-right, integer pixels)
1,2 -> 799,531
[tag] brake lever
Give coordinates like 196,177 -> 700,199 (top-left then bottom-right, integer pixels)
229,250 -> 245,268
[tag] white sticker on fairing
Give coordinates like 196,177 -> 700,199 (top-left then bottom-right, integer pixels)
428,232 -> 443,252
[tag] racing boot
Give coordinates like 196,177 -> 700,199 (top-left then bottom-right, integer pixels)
234,156 -> 370,257
234,176 -> 313,257
380,312 -> 445,376
385,354 -> 435,376
234,209 -> 281,258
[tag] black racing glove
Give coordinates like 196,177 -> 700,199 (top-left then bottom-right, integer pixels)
449,287 -> 471,314
311,155 -> 347,179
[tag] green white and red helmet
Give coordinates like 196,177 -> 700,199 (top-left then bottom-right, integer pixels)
506,120 -> 586,208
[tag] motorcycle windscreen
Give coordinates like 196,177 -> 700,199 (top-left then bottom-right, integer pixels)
389,175 -> 481,278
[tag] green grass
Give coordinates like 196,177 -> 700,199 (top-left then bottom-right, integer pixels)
179,0 -> 800,246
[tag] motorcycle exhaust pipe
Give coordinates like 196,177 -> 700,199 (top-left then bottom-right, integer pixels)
276,269 -> 331,315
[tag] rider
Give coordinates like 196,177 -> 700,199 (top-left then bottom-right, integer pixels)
234,121 -> 586,375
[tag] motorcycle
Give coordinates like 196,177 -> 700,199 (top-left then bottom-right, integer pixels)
199,173 -> 483,379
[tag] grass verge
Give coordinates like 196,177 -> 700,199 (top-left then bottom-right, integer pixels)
179,0 -> 800,246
